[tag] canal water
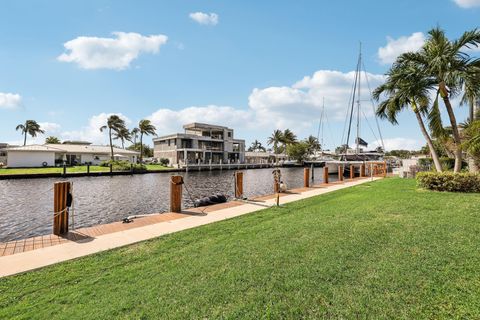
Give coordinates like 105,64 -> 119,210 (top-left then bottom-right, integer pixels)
0,167 -> 336,242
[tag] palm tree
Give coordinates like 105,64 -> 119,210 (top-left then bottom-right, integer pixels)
16,120 -> 45,145
305,135 -> 321,155
138,119 -> 156,162
267,129 -> 284,154
248,139 -> 266,152
100,115 -> 127,160
373,61 -> 443,172
113,127 -> 131,149
45,136 -> 61,144
398,27 -> 480,172
282,129 -> 297,147
131,127 -> 140,146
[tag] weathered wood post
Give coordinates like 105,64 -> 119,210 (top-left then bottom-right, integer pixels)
304,167 -> 310,188
62,163 -> 66,177
323,166 -> 329,184
338,165 -> 344,181
170,175 -> 183,213
350,165 -> 355,179
383,161 -> 388,178
53,181 -> 71,235
273,169 -> 281,193
234,171 -> 244,198
360,164 -> 366,177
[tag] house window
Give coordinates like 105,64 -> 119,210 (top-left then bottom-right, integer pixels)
228,132 -> 232,138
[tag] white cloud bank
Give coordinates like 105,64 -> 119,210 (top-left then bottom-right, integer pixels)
189,12 -> 219,25
378,32 -> 425,64
0,93 -> 22,109
58,32 -> 168,70
453,0 -> 480,8
371,137 -> 423,151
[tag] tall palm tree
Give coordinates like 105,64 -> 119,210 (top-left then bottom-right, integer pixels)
373,61 -> 443,172
16,120 -> 45,145
113,127 -> 131,149
267,129 -> 284,154
305,135 -> 321,155
249,139 -> 266,152
138,119 -> 156,162
398,27 -> 480,172
100,115 -> 127,160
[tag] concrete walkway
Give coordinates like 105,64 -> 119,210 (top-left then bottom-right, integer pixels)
0,177 -> 381,277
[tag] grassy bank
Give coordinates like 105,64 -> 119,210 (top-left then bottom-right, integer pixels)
0,164 -> 171,175
1,178 -> 480,318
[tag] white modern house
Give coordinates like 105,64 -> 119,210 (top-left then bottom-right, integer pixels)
153,123 -> 246,167
5,143 -> 139,168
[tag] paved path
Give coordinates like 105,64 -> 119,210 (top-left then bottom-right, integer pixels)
0,177 -> 381,277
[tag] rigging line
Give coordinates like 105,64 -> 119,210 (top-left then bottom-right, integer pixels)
346,53 -> 361,152
361,109 -> 380,145
341,68 -> 358,148
324,111 -> 337,151
362,61 -> 385,151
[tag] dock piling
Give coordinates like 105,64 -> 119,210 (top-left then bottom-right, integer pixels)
338,165 -> 344,181
304,167 -> 310,188
53,181 -> 71,235
170,175 -> 183,213
234,171 -> 244,199
350,165 -> 355,179
323,166 -> 329,184
360,164 -> 366,177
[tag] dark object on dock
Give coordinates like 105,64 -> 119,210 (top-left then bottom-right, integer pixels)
194,194 -> 227,207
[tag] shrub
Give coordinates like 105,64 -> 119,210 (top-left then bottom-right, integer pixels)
99,160 -> 146,172
159,158 -> 169,166
417,172 -> 480,193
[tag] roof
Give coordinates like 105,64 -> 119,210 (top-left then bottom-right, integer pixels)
6,145 -> 64,152
183,122 -> 230,131
6,144 -> 139,155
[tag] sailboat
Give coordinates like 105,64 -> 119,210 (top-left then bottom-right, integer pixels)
340,43 -> 385,168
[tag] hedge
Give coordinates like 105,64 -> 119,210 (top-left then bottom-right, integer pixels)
417,172 -> 480,193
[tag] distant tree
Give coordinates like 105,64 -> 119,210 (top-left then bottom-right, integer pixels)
248,140 -> 266,152
16,120 -> 45,146
113,127 -> 131,149
138,120 -> 156,162
267,129 -> 284,154
335,144 -> 348,154
281,129 -> 297,149
385,150 -> 413,159
461,120 -> 480,172
305,135 -> 321,155
131,127 -> 140,146
286,141 -> 309,162
45,136 -> 61,144
100,115 -> 127,160
127,143 -> 153,158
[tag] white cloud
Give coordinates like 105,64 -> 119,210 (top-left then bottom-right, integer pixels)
57,32 -> 168,70
61,113 -> 131,144
148,105 -> 252,136
453,0 -> 480,8
0,93 -> 22,109
371,137 -> 422,151
378,32 -> 425,64
189,12 -> 219,25
38,122 -> 61,133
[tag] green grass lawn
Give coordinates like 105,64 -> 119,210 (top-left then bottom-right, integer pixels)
1,178 -> 480,319
0,164 -> 171,175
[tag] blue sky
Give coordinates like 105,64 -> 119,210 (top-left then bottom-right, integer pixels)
1,0 -> 479,150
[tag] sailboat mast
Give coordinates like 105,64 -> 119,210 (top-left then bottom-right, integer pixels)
355,43 -> 362,155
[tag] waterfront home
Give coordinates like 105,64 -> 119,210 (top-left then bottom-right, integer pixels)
245,151 -> 287,164
153,123 -> 245,167
0,143 -> 8,165
5,142 -> 139,167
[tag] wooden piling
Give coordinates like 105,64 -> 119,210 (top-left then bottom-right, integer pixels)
323,166 -> 329,184
350,165 -> 355,179
304,167 -> 310,188
170,175 -> 183,213
360,164 -> 366,177
273,169 -> 281,193
383,161 -> 388,178
338,165 -> 344,181
62,164 -> 66,177
234,171 -> 244,198
53,181 -> 70,235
